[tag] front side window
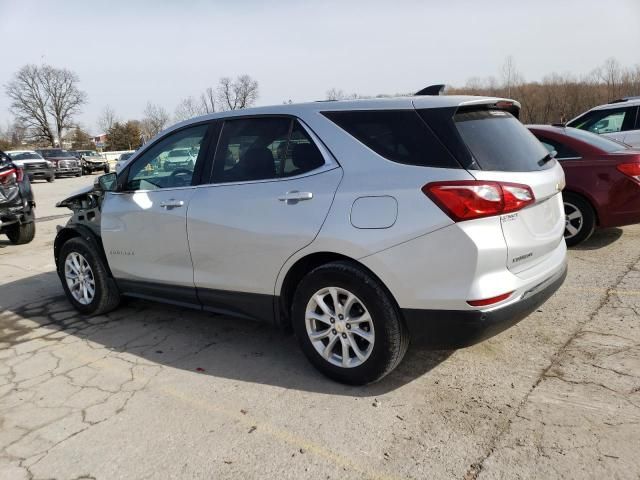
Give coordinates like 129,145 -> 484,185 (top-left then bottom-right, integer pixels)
568,107 -> 633,134
125,124 -> 208,191
212,117 -> 325,183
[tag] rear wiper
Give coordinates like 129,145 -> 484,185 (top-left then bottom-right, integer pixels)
538,150 -> 557,166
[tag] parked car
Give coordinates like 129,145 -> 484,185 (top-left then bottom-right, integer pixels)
5,150 -> 55,183
162,147 -> 196,171
115,151 -> 135,173
528,125 -> 640,246
35,149 -> 82,177
78,151 -> 110,175
0,149 -> 36,244
54,95 -> 567,384
567,96 -> 640,147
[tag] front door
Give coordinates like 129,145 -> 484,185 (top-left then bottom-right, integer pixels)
101,123 -> 211,305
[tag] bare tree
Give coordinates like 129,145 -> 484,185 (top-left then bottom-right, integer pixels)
98,105 -> 118,133
501,56 -> 523,97
200,87 -> 216,114
218,75 -> 259,110
141,102 -> 170,141
5,64 -> 56,145
40,65 -> 87,146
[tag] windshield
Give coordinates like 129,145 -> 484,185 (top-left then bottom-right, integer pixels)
9,152 -> 44,160
563,127 -> 628,153
40,149 -> 66,158
454,110 -> 552,172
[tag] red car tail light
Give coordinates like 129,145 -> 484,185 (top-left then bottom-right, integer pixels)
617,163 -> 640,182
0,168 -> 19,185
422,181 -> 535,221
467,291 -> 514,307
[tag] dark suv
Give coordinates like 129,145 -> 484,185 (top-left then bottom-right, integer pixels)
36,149 -> 82,177
0,150 -> 36,244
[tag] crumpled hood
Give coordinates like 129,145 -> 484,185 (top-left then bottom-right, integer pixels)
56,184 -> 97,208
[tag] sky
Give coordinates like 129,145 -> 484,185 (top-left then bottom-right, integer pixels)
1,0 -> 639,135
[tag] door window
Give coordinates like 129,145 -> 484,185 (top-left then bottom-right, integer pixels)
535,136 -> 581,160
125,124 -> 208,191
569,107 -> 635,134
212,117 -> 325,183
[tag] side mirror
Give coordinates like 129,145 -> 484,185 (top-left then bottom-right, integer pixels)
97,172 -> 118,192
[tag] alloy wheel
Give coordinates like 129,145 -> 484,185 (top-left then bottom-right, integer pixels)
64,252 -> 96,305
305,287 -> 375,368
564,201 -> 583,240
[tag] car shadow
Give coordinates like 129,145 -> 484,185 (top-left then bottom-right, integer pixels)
573,227 -> 624,251
0,271 -> 452,396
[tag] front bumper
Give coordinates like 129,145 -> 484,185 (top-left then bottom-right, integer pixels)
402,263 -> 568,349
56,167 -> 82,176
24,167 -> 54,179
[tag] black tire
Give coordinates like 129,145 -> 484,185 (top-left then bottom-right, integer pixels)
104,165 -> 110,173
292,261 -> 409,385
57,237 -> 121,315
563,192 -> 596,247
47,175 -> 55,183
75,171 -> 82,177
6,221 -> 35,245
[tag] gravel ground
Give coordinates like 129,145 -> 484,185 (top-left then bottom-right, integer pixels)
1,178 -> 639,480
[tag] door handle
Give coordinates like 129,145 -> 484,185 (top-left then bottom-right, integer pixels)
159,199 -> 184,209
278,191 -> 313,203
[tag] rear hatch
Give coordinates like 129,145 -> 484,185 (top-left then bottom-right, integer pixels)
453,107 -> 565,274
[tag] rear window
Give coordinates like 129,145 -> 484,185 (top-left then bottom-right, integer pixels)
322,110 -> 460,168
563,127 -> 627,152
454,110 -> 551,172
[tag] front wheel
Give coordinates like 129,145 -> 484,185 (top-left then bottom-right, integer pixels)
57,237 -> 121,315
563,193 -> 596,247
292,261 -> 409,385
47,175 -> 55,182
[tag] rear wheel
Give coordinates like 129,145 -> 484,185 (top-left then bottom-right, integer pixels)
57,237 -> 121,315
563,193 -> 596,247
6,221 -> 35,245
292,261 -> 409,385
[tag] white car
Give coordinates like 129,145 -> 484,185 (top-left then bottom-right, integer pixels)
567,96 -> 640,147
115,152 -> 135,174
54,93 -> 567,384
5,150 -> 55,182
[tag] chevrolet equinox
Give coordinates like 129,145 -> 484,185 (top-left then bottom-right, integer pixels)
54,94 -> 568,384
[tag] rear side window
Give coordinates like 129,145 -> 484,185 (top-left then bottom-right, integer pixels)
567,107 -> 636,134
322,110 -> 460,168
454,110 -> 551,172
212,117 -> 325,183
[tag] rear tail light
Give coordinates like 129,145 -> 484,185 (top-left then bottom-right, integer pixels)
467,291 -> 514,307
0,168 -> 21,185
422,181 -> 535,221
616,163 -> 640,182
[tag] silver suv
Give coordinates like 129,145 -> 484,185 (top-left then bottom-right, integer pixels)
54,95 -> 567,384
567,96 -> 640,147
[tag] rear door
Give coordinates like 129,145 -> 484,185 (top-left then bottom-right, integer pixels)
187,116 -> 342,321
452,109 -> 565,274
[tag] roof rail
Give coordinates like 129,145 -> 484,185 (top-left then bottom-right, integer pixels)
609,95 -> 640,104
415,84 -> 446,96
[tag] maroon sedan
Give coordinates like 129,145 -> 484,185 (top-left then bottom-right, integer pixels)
528,125 -> 640,246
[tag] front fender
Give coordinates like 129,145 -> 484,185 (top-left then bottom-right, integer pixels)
54,224 -> 112,277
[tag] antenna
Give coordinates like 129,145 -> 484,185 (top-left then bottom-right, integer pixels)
415,84 -> 446,96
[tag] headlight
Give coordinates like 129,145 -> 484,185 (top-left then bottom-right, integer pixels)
46,161 -> 54,168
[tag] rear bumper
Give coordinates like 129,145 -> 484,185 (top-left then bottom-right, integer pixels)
402,263 -> 567,349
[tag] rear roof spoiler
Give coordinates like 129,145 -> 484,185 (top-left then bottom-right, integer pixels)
415,84 -> 446,96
